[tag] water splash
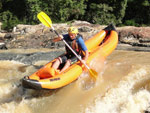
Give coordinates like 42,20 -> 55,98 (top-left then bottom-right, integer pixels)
85,66 -> 150,113
77,55 -> 106,90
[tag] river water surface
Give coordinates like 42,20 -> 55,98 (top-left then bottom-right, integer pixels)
0,49 -> 150,113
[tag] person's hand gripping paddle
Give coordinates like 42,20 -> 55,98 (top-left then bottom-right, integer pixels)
37,11 -> 98,80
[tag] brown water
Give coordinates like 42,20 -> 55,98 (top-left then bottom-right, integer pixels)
0,50 -> 150,113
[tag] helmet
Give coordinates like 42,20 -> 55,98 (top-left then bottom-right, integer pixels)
68,27 -> 78,34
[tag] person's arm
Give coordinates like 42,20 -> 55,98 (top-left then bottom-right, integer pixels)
52,35 -> 63,42
77,37 -> 89,62
82,50 -> 89,61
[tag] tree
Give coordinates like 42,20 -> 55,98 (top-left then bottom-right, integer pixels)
84,2 -> 115,25
0,2 -> 2,11
84,0 -> 128,25
0,10 -> 20,30
124,0 -> 150,26
46,0 -> 86,22
113,0 -> 128,25
25,0 -> 43,24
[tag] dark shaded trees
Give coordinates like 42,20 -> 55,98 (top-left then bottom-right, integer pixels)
123,0 -> 150,26
0,0 -> 149,30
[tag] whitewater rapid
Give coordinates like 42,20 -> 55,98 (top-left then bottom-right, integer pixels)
0,50 -> 150,113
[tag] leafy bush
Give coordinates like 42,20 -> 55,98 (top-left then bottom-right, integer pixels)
0,11 -> 21,30
47,0 -> 86,22
124,20 -> 139,26
84,3 -> 115,25
0,0 -> 150,30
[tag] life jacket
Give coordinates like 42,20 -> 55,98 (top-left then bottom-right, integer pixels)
64,34 -> 83,56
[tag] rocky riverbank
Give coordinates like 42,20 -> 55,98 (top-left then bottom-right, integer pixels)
0,21 -> 150,65
0,21 -> 150,51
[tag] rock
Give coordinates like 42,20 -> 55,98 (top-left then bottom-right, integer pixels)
4,33 -> 17,40
0,33 -> 6,39
78,26 -> 93,32
0,42 -> 7,49
0,22 -> 2,31
24,27 -> 35,34
12,27 -> 17,32
16,24 -> 45,34
0,50 -> 64,64
1,21 -> 150,50
71,20 -> 91,25
117,26 -> 150,47
53,23 -> 68,29
139,38 -> 150,43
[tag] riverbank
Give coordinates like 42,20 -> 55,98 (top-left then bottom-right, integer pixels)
0,21 -> 150,51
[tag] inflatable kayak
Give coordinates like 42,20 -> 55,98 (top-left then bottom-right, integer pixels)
22,24 -> 118,90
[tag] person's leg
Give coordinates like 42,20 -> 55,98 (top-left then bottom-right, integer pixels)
49,55 -> 68,76
59,55 -> 79,73
70,55 -> 79,65
52,57 -> 62,69
49,57 -> 62,76
60,59 -> 71,73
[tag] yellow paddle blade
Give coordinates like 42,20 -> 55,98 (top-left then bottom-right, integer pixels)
37,11 -> 52,28
89,69 -> 98,80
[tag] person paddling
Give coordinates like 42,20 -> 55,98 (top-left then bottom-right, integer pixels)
49,27 -> 89,76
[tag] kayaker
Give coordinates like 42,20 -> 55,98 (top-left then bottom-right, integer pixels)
50,27 -> 89,76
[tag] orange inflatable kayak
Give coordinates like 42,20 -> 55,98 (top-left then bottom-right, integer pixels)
22,24 -> 118,89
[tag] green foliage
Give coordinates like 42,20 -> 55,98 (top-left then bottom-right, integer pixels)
142,0 -> 150,6
0,0 -> 150,30
25,0 -> 43,24
124,19 -> 139,26
85,3 -> 115,25
46,0 -> 86,22
0,11 -> 21,30
113,0 -> 128,25
123,0 -> 150,25
84,0 -> 128,25
0,2 -> 2,11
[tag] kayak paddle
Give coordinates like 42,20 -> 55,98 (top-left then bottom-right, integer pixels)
37,11 -> 98,80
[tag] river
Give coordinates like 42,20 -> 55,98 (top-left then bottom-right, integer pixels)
0,49 -> 150,113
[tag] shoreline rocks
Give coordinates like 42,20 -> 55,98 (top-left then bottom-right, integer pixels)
0,21 -> 150,51
118,26 -> 150,47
